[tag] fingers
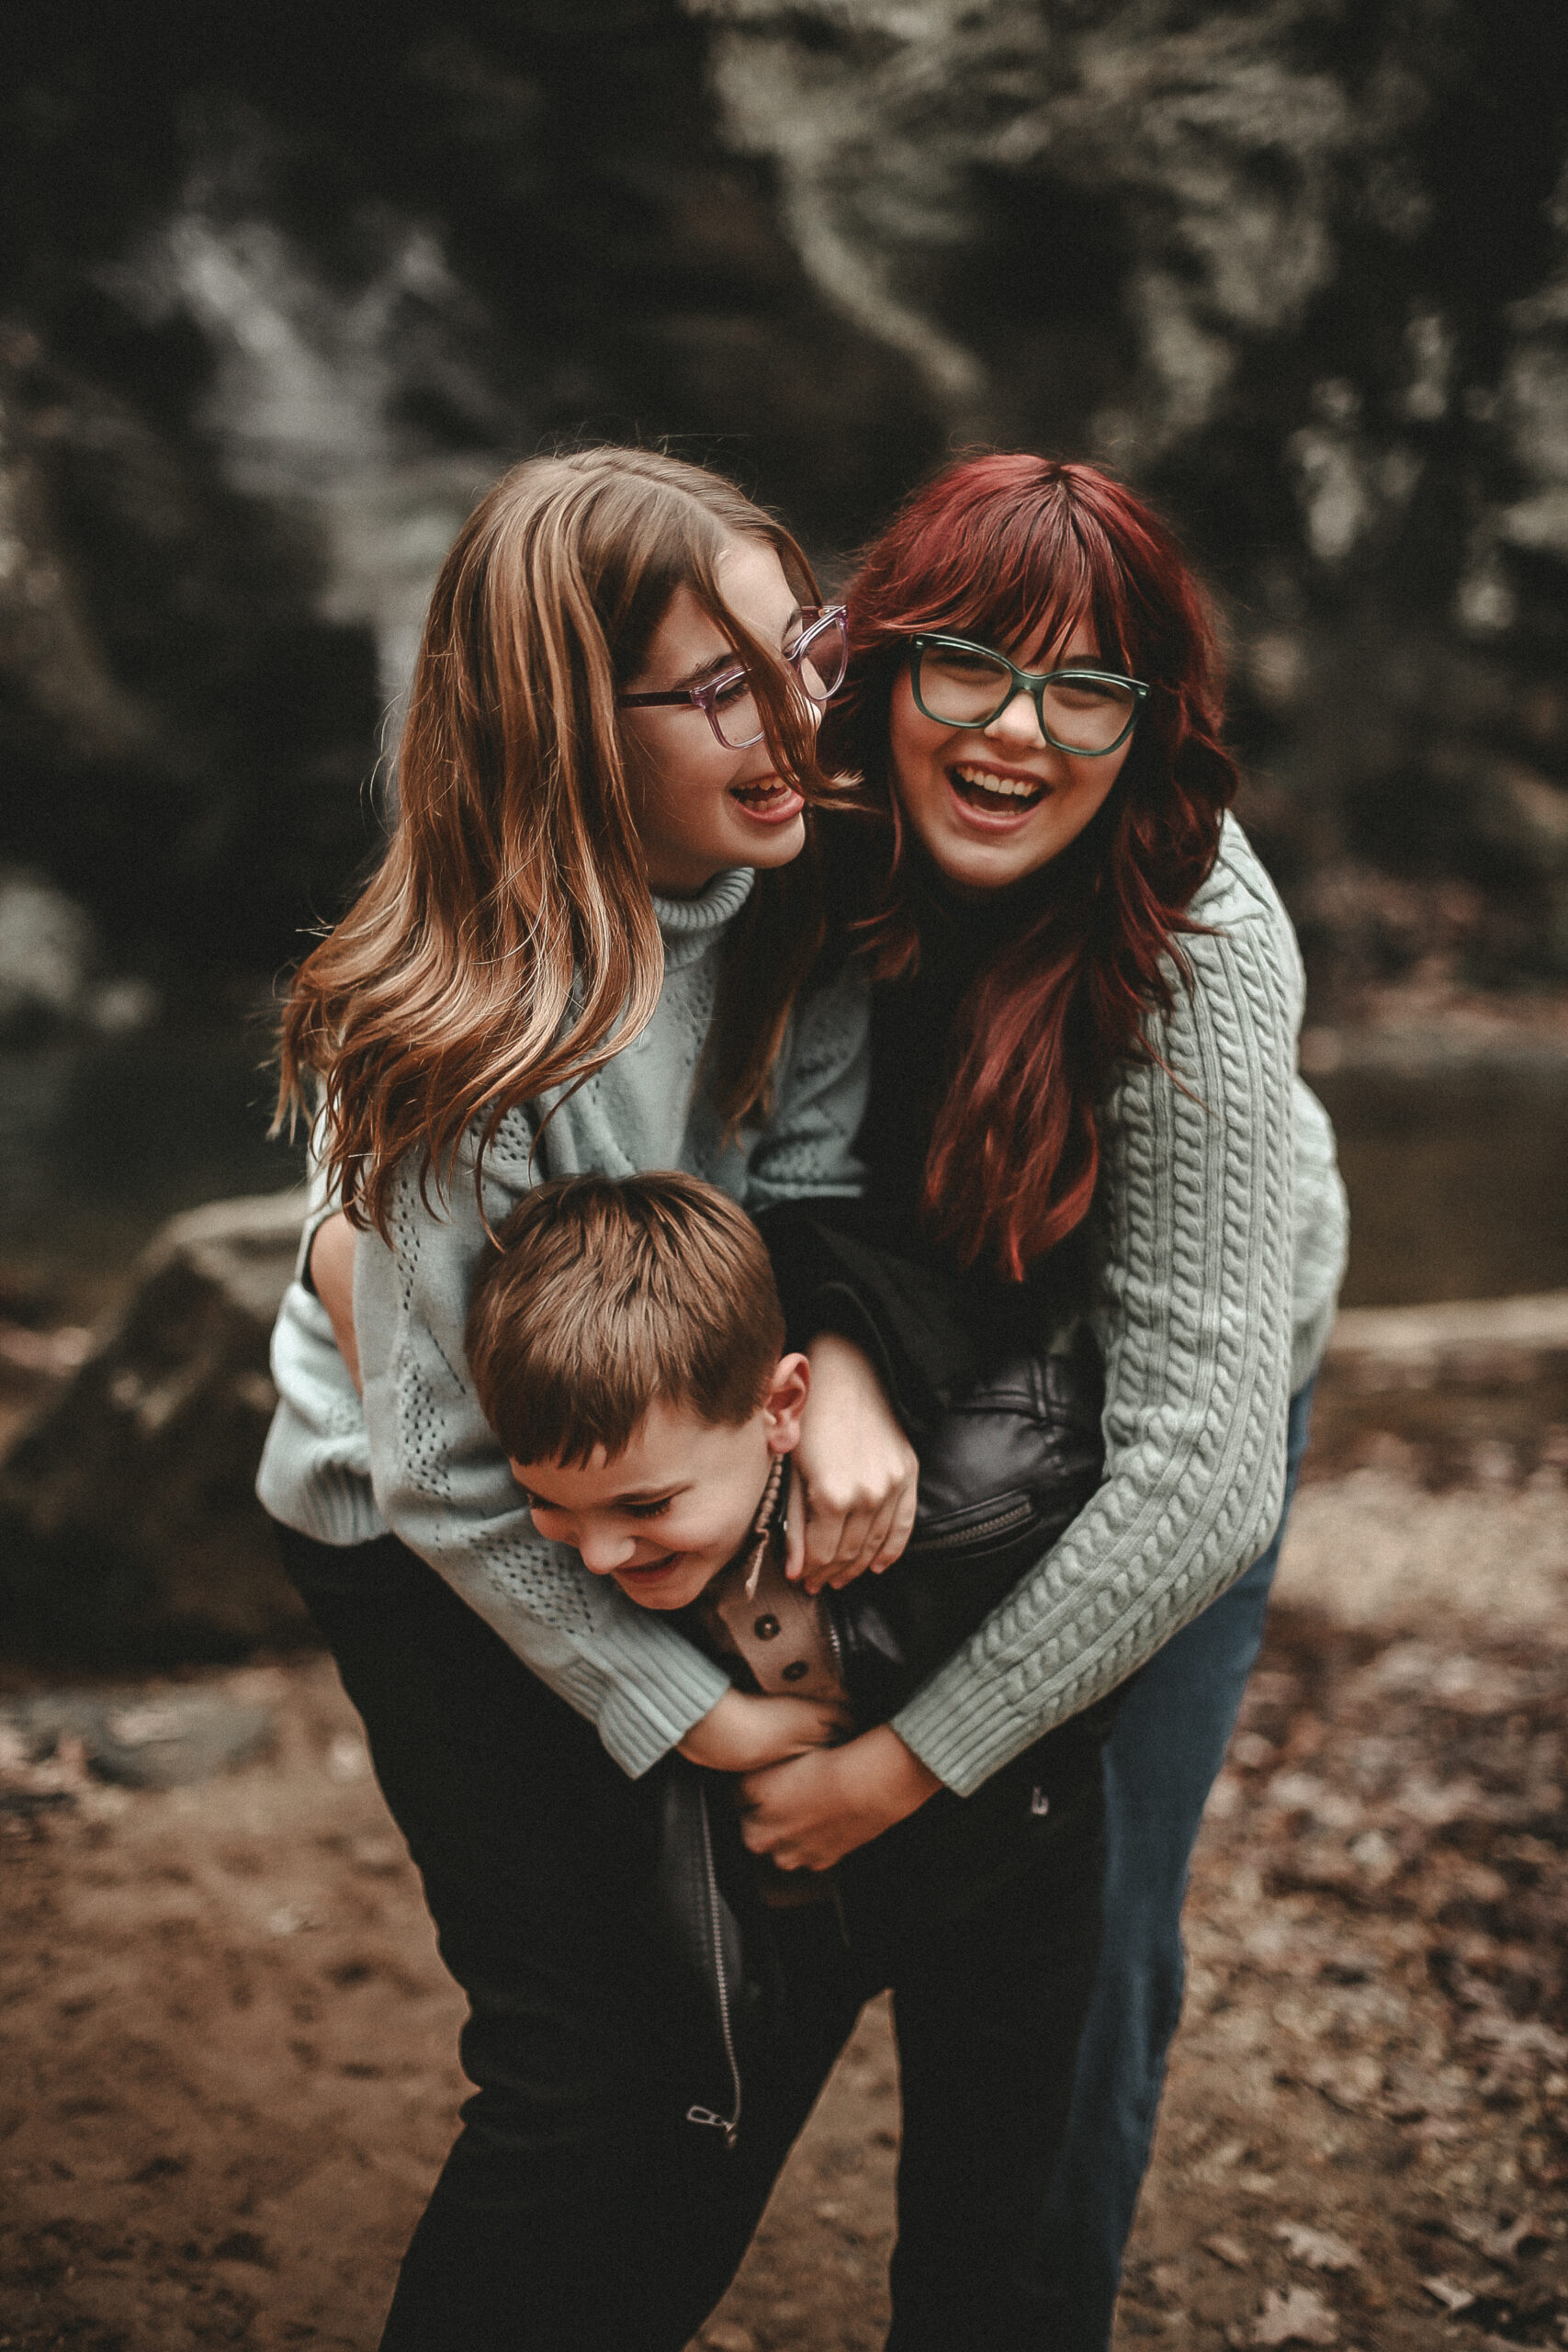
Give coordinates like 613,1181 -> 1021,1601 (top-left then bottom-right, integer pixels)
798,1452 -> 919,1592
785,1698 -> 850,1750
797,1486 -> 876,1592
871,1474 -> 919,1576
816,1488 -> 898,1590
792,1489 -> 844,1588
737,1809 -> 814,1871
802,1510 -> 873,1594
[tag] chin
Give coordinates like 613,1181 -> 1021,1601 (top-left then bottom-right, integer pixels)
743,812 -> 807,870
919,831 -> 1033,892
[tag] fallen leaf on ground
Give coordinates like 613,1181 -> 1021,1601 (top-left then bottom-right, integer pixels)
1451,2211 -> 1549,2264
1466,2014 -> 1568,2063
1252,2283 -> 1339,2345
1275,2222 -> 1360,2272
1420,2274 -> 1477,2312
1204,2233 -> 1252,2270
1303,2054 -> 1383,2110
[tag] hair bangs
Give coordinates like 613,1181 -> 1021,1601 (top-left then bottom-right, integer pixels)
818,451 -> 1238,1278
899,471 -> 1145,683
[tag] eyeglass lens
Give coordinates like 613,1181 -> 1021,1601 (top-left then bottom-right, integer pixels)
709,609 -> 849,750
918,644 -> 1136,754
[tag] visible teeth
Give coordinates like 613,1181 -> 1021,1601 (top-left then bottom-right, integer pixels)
952,765 -> 1042,800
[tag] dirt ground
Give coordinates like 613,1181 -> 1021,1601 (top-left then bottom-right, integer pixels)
4,1461 -> 1567,2351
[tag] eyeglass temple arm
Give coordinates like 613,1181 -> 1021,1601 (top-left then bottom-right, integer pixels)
617,609 -> 844,708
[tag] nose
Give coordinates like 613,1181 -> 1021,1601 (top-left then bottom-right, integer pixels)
984,687 -> 1048,750
576,1523 -> 639,1575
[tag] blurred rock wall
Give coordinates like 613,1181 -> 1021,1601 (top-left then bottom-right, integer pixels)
694,0 -> 1568,1001
4,2 -> 1567,1004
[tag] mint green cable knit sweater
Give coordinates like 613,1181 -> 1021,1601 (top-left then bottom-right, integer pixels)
258,819 -> 1346,1795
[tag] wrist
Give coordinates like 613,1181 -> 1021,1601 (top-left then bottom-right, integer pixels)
853,1724 -> 943,1827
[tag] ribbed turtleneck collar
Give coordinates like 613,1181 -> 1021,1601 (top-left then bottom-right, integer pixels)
650,866 -> 756,971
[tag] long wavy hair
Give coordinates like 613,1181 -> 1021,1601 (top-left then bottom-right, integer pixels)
821,454 -> 1239,1280
278,448 -> 834,1236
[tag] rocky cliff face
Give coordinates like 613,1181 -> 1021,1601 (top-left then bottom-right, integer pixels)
0,4 -> 941,987
694,0 -> 1568,1001
3,2 -> 1566,1004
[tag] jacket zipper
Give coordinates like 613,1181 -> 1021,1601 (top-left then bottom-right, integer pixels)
905,1497 -> 1037,1555
822,1599 -> 845,1683
683,1782 -> 742,2150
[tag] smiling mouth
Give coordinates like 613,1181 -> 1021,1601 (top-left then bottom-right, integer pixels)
615,1553 -> 681,1579
729,775 -> 803,817
947,763 -> 1048,815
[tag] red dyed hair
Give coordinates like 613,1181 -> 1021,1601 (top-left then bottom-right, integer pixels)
820,454 -> 1238,1279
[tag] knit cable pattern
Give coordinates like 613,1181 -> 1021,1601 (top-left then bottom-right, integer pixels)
892,827 -> 1315,1797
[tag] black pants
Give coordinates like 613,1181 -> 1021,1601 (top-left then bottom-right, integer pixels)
277,1526 -> 1103,2352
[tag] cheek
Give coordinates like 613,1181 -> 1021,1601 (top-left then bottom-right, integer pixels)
1071,741 -> 1131,822
623,728 -> 675,815
673,1475 -> 763,1560
682,1498 -> 745,1554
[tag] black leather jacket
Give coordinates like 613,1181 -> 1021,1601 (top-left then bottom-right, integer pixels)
652,1203 -> 1114,2148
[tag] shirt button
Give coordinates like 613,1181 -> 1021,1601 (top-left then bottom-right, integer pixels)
754,1615 -> 781,1640
781,1659 -> 809,1682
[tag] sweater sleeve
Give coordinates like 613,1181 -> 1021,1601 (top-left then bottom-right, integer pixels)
255,1107 -> 385,1546
891,891 -> 1300,1796
354,1116 -> 730,1778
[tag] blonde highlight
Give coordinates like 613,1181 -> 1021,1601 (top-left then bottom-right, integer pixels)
276,449 -> 832,1235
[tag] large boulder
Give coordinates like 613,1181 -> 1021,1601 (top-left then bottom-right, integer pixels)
0,1190 -> 313,1661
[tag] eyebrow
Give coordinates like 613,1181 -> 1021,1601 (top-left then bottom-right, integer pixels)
525,1480 -> 692,1509
668,605 -> 807,693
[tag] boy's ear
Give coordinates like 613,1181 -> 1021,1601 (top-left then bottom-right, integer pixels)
762,1351 -> 810,1453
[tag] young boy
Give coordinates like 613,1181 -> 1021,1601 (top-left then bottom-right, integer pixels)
467,1167 -> 1111,2147
464,1169 -> 866,1789
465,1168 -> 1110,1871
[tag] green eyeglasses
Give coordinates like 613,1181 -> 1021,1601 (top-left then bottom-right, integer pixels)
909,633 -> 1149,757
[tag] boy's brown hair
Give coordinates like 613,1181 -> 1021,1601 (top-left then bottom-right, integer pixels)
467,1172 -> 786,1468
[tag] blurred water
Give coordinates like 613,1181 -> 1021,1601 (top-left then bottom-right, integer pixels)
1312,1051 -> 1568,1307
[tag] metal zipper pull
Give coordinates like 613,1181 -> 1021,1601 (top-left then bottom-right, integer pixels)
685,2105 -> 739,2149
695,1786 -> 743,2149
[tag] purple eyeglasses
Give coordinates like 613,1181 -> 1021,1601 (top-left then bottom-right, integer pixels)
616,605 -> 849,752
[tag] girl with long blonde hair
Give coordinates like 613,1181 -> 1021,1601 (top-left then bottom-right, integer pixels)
257,447 -> 917,2349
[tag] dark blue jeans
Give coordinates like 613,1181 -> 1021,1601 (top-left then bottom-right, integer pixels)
1037,1382 -> 1314,2349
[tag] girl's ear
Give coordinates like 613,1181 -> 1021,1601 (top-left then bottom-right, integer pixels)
762,1351 -> 810,1453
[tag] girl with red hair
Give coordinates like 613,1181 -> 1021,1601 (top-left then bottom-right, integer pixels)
735,454 -> 1348,2346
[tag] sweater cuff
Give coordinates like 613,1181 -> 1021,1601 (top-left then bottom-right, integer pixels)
570,1634 -> 733,1780
892,1666 -> 1056,1800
